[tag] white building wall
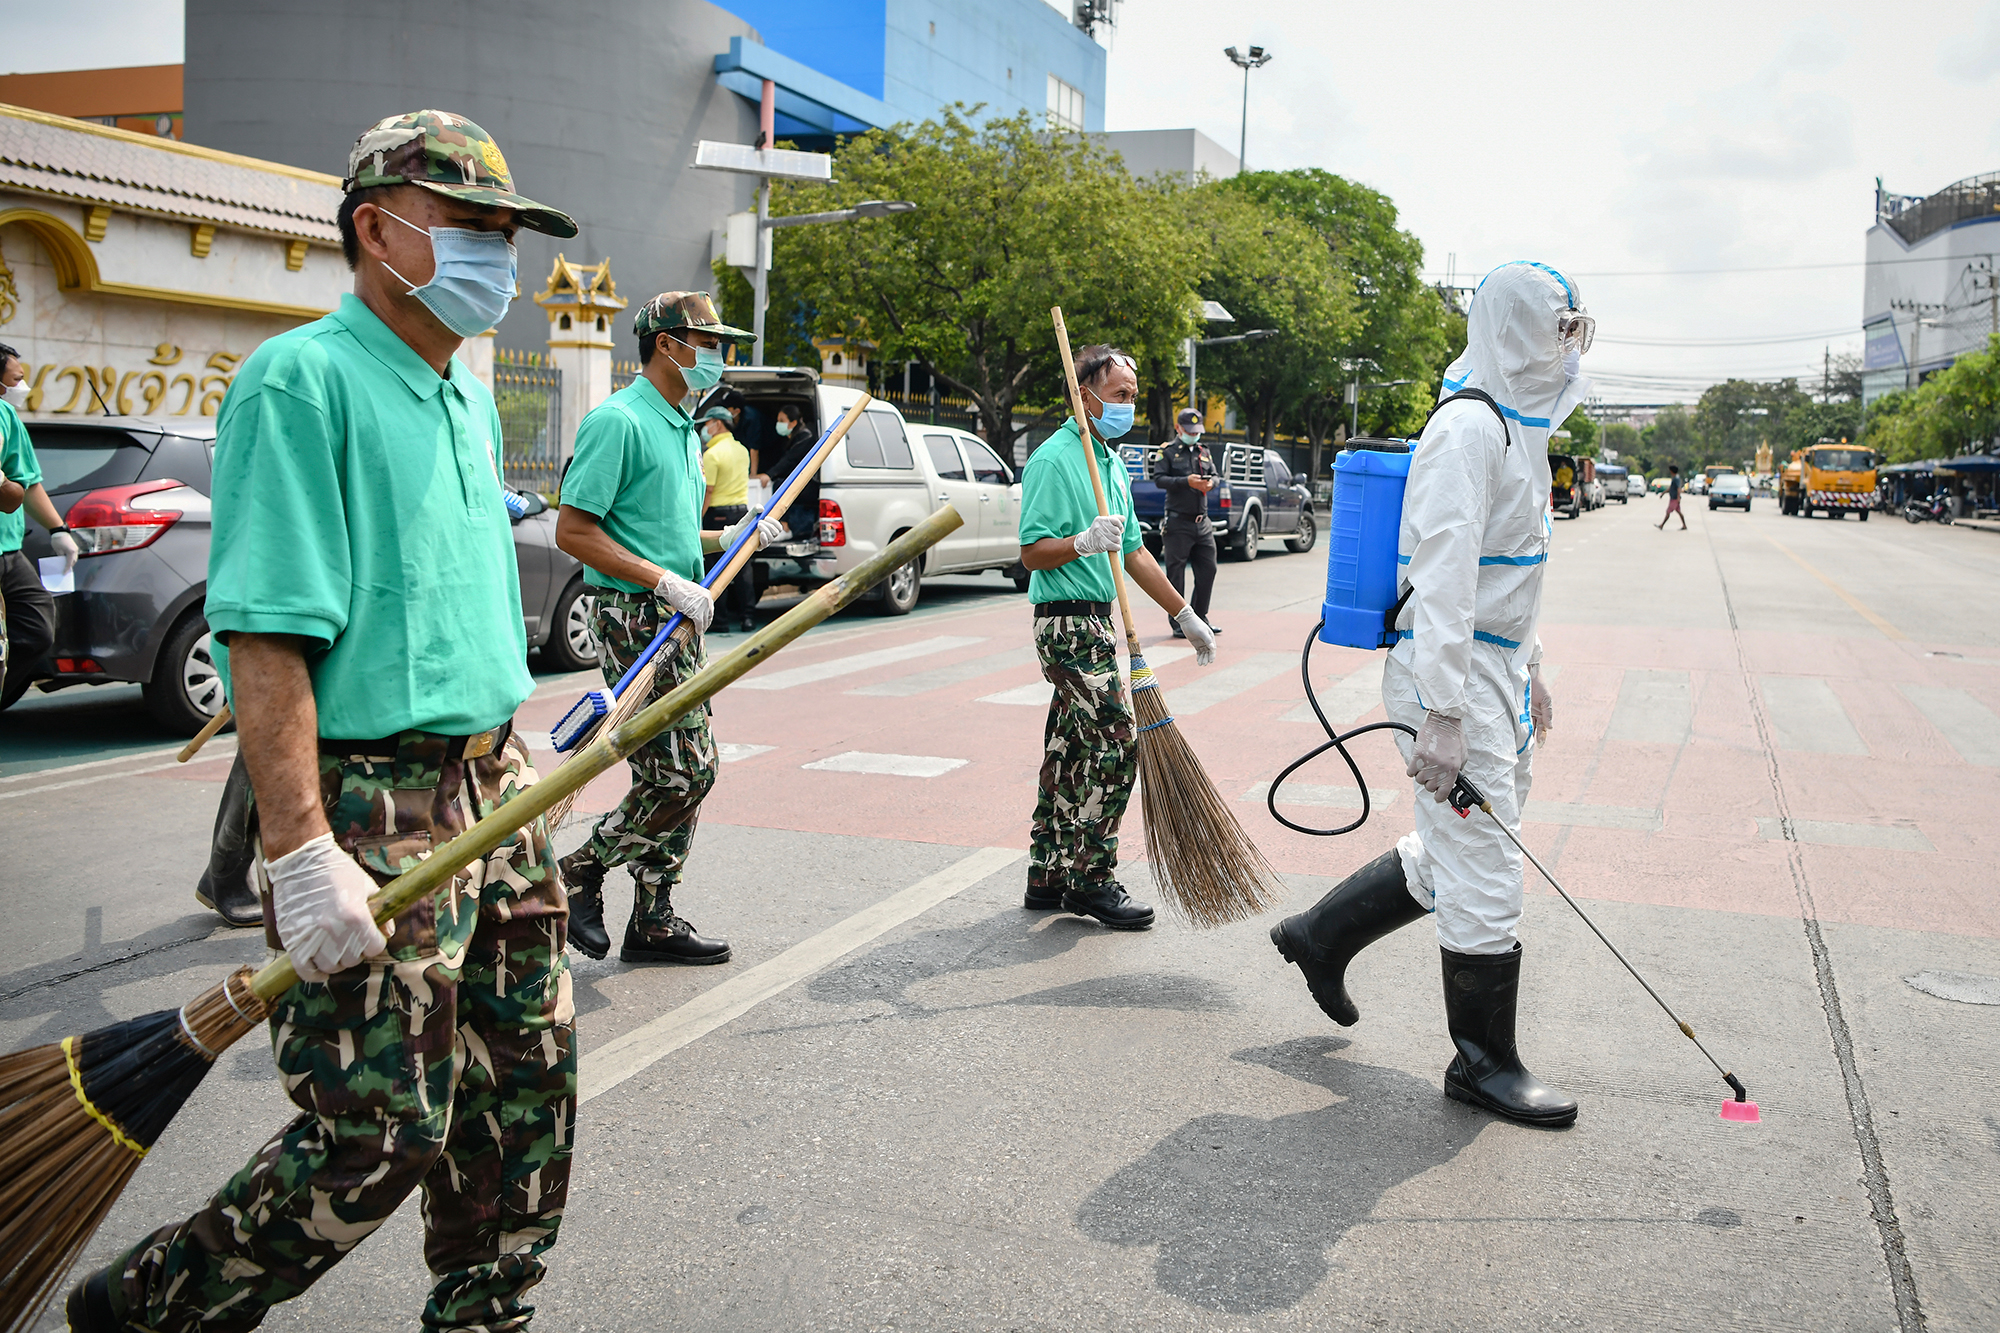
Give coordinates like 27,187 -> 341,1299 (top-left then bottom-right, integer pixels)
1861,213 -> 2000,403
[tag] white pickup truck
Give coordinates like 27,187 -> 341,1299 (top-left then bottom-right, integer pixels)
707,368 -> 1028,614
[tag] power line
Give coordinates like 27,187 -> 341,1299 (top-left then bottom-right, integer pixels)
1423,252 -> 1993,280
1597,327 -> 1862,348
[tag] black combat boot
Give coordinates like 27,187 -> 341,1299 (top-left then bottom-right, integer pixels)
621,872 -> 732,965
1440,943 -> 1578,1128
1061,880 -> 1155,930
1268,849 -> 1427,1026
558,847 -> 612,961
193,753 -> 262,928
64,1265 -> 120,1331
1023,879 -> 1065,910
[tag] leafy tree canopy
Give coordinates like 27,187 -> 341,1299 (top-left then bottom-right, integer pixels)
1865,334 -> 2000,463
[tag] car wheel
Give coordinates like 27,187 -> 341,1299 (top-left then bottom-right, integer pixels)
876,546 -> 921,615
542,577 -> 601,673
1284,508 -> 1318,553
144,612 -> 230,736
1235,513 -> 1261,561
1859,509 -> 1868,522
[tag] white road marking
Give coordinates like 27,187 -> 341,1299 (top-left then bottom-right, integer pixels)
1760,676 -> 1867,755
1756,817 -> 1934,852
979,681 -> 1054,706
0,749 -> 238,800
801,751 -> 968,778
735,636 -> 987,691
977,643 -> 1196,707
0,740 -> 235,784
1169,652 -> 1297,716
1243,781 -> 1398,809
1899,684 -> 2000,766
578,846 -> 1026,1104
1904,970 -> 2000,1005
1605,668 -> 1692,745
1283,656 -> 1385,725
718,743 -> 776,763
518,731 -> 555,750
1523,801 -> 1662,832
848,646 -> 1038,697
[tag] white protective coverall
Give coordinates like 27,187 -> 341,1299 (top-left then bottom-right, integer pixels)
1385,261 -> 1592,954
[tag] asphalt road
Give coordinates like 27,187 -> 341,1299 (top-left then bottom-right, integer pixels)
4,497 -> 1997,1331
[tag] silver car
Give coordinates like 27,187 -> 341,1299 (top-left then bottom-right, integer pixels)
7,417 -> 596,734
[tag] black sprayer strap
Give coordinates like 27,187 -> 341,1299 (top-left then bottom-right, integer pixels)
1383,389 -> 1515,639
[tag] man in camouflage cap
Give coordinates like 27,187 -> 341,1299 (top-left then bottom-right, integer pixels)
554,292 -> 779,966
69,111 -> 578,1333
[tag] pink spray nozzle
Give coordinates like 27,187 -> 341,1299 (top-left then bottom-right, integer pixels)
1720,1099 -> 1762,1123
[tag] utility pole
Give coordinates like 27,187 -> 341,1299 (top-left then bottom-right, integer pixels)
1222,45 -> 1272,173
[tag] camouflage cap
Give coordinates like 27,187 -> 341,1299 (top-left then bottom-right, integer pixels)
633,291 -> 756,345
344,110 -> 578,239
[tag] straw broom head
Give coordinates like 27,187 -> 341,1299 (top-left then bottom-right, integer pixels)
1046,306 -> 1285,928
0,508 -> 964,1333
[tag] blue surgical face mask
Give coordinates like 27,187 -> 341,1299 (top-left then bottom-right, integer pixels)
1090,401 -> 1135,440
668,337 -> 726,393
379,207 -> 517,339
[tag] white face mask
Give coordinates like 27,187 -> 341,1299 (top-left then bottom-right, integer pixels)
1,383 -> 26,408
1178,430 -> 1202,445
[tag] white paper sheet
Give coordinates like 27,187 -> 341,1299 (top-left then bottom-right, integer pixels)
38,556 -> 73,594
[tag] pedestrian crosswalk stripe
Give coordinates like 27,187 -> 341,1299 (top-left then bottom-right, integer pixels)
1171,652 -> 1296,716
1755,817 -> 1933,852
977,643 -> 1197,706
1760,676 -> 1868,755
1605,668 -> 1692,745
718,743 -> 776,763
848,646 -> 1039,697
734,636 -> 987,691
801,751 -> 968,777
1898,684 -> 2000,767
1282,657 -> 1384,725
1243,781 -> 1398,809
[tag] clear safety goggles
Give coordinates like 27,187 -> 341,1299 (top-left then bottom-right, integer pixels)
1077,351 -> 1136,382
1558,308 -> 1595,355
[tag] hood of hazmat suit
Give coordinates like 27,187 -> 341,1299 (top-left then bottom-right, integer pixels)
1382,260 -> 1590,954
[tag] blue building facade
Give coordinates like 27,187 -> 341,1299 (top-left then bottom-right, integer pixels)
713,0 -> 1106,134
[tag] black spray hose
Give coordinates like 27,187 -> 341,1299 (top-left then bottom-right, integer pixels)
1267,619 -> 1417,836
1267,619 -> 1752,1108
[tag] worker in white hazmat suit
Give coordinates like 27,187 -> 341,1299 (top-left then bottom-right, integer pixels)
1271,260 -> 1592,1128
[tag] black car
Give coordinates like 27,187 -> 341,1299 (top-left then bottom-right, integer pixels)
1125,443 -> 1317,561
6,417 -> 598,733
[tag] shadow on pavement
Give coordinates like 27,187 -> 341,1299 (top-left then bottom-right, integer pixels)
1075,1035 -> 1482,1315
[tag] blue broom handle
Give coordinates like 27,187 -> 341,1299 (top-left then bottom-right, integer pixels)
606,397 -> 869,698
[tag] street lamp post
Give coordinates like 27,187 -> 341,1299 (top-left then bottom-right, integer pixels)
1222,45 -> 1272,174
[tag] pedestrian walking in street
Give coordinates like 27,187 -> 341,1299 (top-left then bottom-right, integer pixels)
1156,406 -> 1222,639
1018,345 -> 1218,930
0,342 -> 80,707
1658,465 -> 1686,530
1270,260 -> 1590,1128
64,110 -> 584,1333
698,405 -> 759,633
553,292 -> 781,966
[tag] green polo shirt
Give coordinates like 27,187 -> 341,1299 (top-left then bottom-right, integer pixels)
205,292 -> 532,739
0,400 -> 41,554
1018,417 -> 1142,604
561,376 -> 705,594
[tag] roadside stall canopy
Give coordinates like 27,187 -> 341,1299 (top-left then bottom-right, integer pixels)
1938,455 -> 2000,472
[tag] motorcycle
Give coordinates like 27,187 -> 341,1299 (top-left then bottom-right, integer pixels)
1903,495 -> 1954,524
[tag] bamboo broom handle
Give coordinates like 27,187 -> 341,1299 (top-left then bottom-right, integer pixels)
177,704 -> 232,762
243,502 -> 966,1005
1050,307 -> 1143,658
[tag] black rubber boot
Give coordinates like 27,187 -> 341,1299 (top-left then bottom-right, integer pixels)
1440,944 -> 1578,1128
64,1265 -> 120,1331
193,752 -> 262,928
1023,880 -> 1064,910
558,847 -> 612,961
1061,880 -> 1155,931
1268,849 -> 1426,1026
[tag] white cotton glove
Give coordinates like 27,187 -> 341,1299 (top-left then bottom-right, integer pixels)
654,569 -> 714,632
49,529 -> 80,572
1529,663 -> 1553,740
723,513 -> 787,552
1072,514 -> 1126,557
1174,605 -> 1217,666
1407,711 -> 1466,803
266,832 -> 389,983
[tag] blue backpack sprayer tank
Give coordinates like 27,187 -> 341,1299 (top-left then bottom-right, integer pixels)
1267,389 -> 1759,1119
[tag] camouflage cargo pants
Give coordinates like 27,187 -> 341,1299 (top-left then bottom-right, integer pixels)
111,729 -> 575,1333
1027,613 -> 1137,893
582,587 -> 717,925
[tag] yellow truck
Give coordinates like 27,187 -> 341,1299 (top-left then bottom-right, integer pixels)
1780,444 -> 1878,520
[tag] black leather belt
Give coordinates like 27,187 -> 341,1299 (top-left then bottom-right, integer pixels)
1034,599 -> 1112,618
319,722 -> 510,762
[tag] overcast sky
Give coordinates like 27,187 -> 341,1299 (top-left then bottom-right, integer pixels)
12,1 -> 1999,402
1100,0 -> 2000,401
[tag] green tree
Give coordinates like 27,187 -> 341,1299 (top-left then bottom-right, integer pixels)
752,108 -> 1205,456
1864,334 -> 2000,463
1638,406 -> 1701,476
1691,378 -> 1811,465
1778,400 -> 1862,454
1173,182 -> 1356,458
1601,422 -> 1642,463
1554,406 -> 1598,457
1219,168 -> 1458,461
